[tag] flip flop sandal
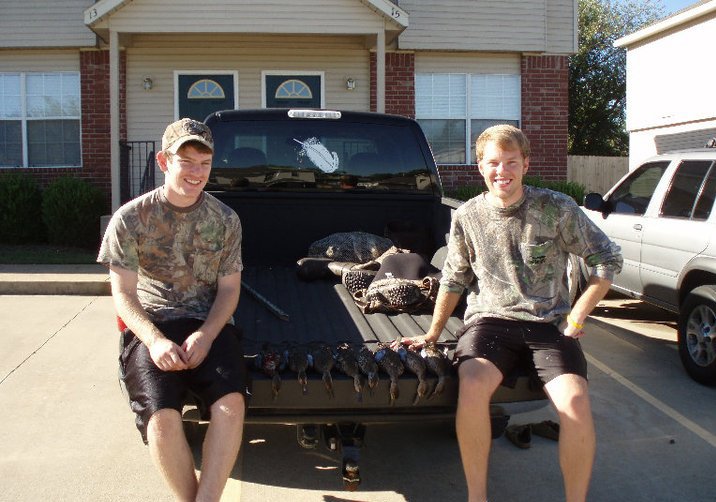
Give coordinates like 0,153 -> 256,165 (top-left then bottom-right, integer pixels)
531,420 -> 560,441
505,424 -> 531,449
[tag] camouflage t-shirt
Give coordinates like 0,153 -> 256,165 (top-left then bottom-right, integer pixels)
97,187 -> 243,322
441,185 -> 623,325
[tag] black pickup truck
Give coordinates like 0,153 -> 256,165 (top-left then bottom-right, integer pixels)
201,108 -> 546,488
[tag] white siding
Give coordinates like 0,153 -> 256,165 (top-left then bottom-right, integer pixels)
125,35 -> 369,146
107,0 -> 385,34
546,0 -> 577,53
0,51 -> 80,72
625,14 -> 716,132
415,53 -> 520,74
0,0 -> 96,48
629,121 -> 716,170
397,0 -> 576,54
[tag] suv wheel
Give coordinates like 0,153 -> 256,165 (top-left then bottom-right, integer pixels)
678,286 -> 716,385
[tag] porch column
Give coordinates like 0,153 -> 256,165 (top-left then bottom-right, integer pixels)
109,28 -> 121,212
376,26 -> 385,113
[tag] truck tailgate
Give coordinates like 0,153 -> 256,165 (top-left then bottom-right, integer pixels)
237,266 -> 545,423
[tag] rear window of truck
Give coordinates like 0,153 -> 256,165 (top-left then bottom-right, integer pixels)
205,116 -> 435,193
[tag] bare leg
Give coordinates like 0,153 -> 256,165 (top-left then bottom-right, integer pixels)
147,408 -> 198,502
196,392 -> 246,502
456,358 -> 503,502
544,374 -> 596,502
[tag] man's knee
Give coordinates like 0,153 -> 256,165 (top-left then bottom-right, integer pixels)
147,408 -> 184,441
458,358 -> 502,400
546,374 -> 592,417
210,392 -> 246,423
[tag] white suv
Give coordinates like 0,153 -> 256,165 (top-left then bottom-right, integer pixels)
582,144 -> 716,385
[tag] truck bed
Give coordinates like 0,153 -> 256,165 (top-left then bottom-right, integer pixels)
238,265 -> 543,423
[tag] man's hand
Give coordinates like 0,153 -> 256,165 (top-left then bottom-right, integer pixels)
149,338 -> 189,371
182,331 -> 212,369
391,334 -> 437,351
561,321 -> 585,339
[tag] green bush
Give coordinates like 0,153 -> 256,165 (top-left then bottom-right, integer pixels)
447,176 -> 587,205
41,177 -> 107,249
523,176 -> 587,206
0,173 -> 46,244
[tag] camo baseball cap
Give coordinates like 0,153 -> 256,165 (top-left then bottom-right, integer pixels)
161,118 -> 214,154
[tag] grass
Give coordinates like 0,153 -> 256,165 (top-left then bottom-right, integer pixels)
0,244 -> 97,265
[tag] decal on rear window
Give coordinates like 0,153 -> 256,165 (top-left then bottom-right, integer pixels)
293,137 -> 339,173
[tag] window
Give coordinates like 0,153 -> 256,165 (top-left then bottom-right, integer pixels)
0,72 -> 81,168
661,160 -> 715,220
415,73 -> 520,164
275,79 -> 312,99
207,118 -> 434,193
609,161 -> 669,215
187,79 -> 225,99
693,163 -> 716,220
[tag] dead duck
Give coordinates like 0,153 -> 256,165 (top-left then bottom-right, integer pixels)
421,343 -> 451,398
396,342 -> 429,405
310,342 -> 335,399
357,345 -> 380,393
286,344 -> 310,395
257,343 -> 284,400
375,342 -> 404,405
335,342 -> 364,402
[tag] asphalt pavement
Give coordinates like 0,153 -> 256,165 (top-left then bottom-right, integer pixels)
0,270 -> 714,501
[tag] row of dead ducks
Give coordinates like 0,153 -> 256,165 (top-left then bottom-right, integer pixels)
250,340 -> 452,405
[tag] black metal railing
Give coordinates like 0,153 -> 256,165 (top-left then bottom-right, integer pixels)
120,140 -> 156,203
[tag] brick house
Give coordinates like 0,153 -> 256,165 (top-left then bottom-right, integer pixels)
1,0 -> 575,212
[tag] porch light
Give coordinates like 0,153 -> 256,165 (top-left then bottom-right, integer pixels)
142,76 -> 153,91
345,78 -> 356,90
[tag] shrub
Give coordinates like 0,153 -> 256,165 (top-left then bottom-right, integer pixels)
0,173 -> 46,244
41,177 -> 107,249
446,184 -> 484,201
523,176 -> 587,205
447,176 -> 587,205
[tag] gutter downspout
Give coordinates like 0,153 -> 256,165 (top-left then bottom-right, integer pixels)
109,28 -> 120,212
376,23 -> 386,113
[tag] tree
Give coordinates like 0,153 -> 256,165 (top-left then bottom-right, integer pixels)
569,0 -> 664,156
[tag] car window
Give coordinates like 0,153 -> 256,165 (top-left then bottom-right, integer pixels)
205,119 -> 434,193
661,160 -> 714,219
609,161 -> 669,215
692,161 -> 716,220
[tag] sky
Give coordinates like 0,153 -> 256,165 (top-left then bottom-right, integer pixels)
660,0 -> 703,15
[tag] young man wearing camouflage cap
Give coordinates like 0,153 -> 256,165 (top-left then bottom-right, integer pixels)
98,118 -> 249,501
396,125 -> 622,502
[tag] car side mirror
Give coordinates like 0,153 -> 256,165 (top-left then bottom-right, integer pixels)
583,193 -> 607,212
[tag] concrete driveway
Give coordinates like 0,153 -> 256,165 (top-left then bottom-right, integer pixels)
0,294 -> 714,501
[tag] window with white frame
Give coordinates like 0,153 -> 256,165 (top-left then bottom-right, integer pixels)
415,73 -> 520,165
0,72 -> 81,168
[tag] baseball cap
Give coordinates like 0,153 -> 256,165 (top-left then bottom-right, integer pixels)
162,118 -> 214,154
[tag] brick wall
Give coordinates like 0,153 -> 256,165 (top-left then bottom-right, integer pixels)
370,52 -> 415,117
1,50 -> 125,210
79,50 -> 111,203
520,54 -> 569,180
437,164 -> 482,193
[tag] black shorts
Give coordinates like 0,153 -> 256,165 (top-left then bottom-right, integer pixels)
453,317 -> 587,386
119,318 -> 250,443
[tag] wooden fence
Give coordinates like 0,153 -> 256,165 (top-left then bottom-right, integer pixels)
567,155 -> 629,195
